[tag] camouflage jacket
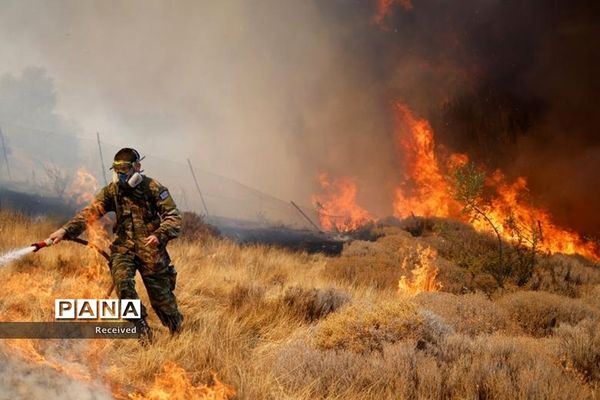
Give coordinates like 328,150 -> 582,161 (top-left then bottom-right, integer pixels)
62,176 -> 182,266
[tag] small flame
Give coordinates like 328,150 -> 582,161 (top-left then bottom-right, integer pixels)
128,362 -> 235,400
398,246 -> 442,295
312,172 -> 375,232
67,168 -> 99,206
66,167 -> 111,264
373,0 -> 413,25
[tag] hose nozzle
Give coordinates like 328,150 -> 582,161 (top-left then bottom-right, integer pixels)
32,238 -> 54,252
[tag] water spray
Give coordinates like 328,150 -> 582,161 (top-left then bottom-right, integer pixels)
0,237 -> 113,294
0,239 -> 59,267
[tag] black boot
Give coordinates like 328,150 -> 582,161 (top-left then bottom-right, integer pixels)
168,314 -> 183,335
135,318 -> 153,345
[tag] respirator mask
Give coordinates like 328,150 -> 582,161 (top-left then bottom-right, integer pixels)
110,150 -> 145,188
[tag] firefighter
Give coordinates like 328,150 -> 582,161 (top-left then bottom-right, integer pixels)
48,148 -> 183,342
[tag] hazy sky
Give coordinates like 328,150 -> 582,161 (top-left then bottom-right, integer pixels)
0,1 -> 352,202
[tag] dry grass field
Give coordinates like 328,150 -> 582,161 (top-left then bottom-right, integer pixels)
1,210 -> 600,399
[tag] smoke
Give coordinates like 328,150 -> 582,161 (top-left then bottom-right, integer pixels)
0,1 -> 598,234
0,344 -> 112,400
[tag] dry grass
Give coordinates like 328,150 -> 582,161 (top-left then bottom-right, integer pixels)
0,210 -> 599,399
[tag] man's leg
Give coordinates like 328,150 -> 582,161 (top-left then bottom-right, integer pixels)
139,262 -> 183,334
110,252 -> 152,341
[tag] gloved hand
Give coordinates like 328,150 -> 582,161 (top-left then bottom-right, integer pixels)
48,228 -> 67,244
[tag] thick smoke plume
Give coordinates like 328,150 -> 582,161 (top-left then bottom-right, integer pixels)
0,0 -> 598,235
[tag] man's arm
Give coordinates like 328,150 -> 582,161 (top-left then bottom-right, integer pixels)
148,180 -> 182,245
49,185 -> 114,243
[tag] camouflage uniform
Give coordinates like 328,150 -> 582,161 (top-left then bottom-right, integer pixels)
62,176 -> 183,333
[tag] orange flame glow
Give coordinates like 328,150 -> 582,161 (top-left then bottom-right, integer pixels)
66,167 -> 111,256
128,362 -> 235,400
474,170 -> 599,259
398,246 -> 442,295
392,101 -> 461,219
314,100 -> 598,260
373,0 -> 414,25
391,101 -> 599,259
312,172 -> 375,232
67,168 -> 99,205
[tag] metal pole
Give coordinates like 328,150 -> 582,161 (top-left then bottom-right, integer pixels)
0,127 -> 12,181
186,158 -> 209,217
96,132 -> 108,186
290,201 -> 322,233
179,186 -> 190,211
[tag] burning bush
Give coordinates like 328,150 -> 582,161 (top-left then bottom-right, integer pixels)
323,230 -> 416,289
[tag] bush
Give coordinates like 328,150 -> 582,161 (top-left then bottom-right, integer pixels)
282,286 -> 350,322
497,291 -> 598,337
227,283 -> 265,310
315,299 -> 426,353
415,292 -> 517,336
528,254 -> 600,296
555,319 -> 600,383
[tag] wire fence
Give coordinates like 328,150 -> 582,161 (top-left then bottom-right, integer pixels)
0,121 -> 322,231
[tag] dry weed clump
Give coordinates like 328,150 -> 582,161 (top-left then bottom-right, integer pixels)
555,319 -> 600,383
497,291 -> 599,337
528,254 -> 600,296
282,286 -> 350,322
415,292 -> 518,336
315,299 -> 426,353
227,283 -> 266,310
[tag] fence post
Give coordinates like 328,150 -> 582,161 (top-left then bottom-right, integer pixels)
290,201 -> 322,233
186,158 -> 210,217
96,132 -> 108,186
0,126 -> 12,181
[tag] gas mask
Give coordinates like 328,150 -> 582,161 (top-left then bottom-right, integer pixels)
111,160 -> 144,188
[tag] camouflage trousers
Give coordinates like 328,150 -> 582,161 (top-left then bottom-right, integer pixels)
110,251 -> 183,333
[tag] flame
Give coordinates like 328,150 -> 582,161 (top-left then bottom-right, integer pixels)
67,168 -> 99,206
312,172 -> 375,232
315,100 -> 598,260
66,167 -> 111,261
473,170 -> 599,259
391,101 -> 600,259
398,246 -> 442,295
392,101 -> 462,219
373,0 -> 413,25
128,362 -> 235,400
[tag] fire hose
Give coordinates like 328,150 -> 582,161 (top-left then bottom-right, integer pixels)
31,238 -> 115,297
